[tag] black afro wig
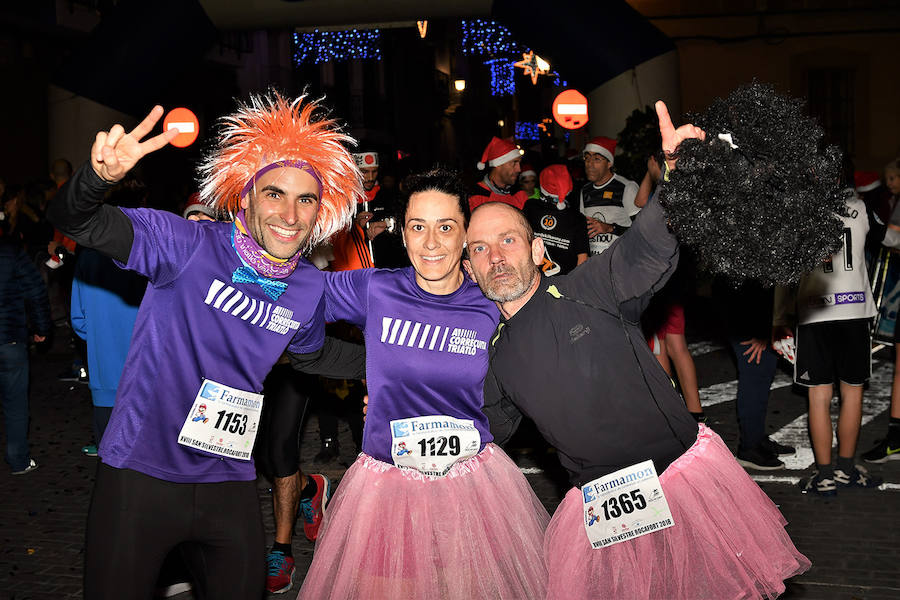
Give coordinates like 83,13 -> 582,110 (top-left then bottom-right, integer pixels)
659,82 -> 848,286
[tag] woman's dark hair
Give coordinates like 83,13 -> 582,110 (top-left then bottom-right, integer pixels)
397,167 -> 470,227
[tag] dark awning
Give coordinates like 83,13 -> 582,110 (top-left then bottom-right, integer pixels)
53,0 -> 217,117
491,0 -> 674,90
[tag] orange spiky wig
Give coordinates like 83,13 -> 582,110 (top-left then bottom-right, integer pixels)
197,92 -> 362,249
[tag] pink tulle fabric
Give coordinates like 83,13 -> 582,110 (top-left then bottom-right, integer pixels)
297,444 -> 550,599
545,425 -> 810,600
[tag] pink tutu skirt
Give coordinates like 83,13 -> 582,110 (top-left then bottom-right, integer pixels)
545,425 -> 810,600
297,444 -> 549,599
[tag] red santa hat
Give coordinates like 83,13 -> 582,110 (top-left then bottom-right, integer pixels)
353,152 -> 379,168
539,164 -> 573,208
583,136 -> 616,165
518,163 -> 537,180
477,136 -> 524,170
855,170 -> 881,193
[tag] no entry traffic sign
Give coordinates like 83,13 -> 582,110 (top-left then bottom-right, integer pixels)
163,107 -> 199,148
552,90 -> 588,130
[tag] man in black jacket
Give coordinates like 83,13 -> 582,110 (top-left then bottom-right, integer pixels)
463,102 -> 809,599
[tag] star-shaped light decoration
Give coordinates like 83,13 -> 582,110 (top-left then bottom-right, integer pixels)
514,50 -> 550,85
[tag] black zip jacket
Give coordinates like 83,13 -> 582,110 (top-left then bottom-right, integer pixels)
483,195 -> 698,487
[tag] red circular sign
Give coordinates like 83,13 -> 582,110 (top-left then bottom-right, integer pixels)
552,90 -> 588,130
163,107 -> 199,148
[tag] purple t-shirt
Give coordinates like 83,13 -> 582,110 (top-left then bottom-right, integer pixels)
325,267 -> 500,464
99,208 -> 325,483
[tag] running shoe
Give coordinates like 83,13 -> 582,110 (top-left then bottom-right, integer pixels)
313,438 -> 340,463
300,473 -> 331,541
81,444 -> 98,457
265,550 -> 295,594
761,436 -> 796,455
736,445 -> 785,471
58,365 -> 89,384
11,459 -> 39,475
861,438 -> 900,463
834,464 -> 882,489
800,472 -> 836,497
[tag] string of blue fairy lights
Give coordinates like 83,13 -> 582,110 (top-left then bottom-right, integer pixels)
292,29 -> 382,65
290,20 -> 566,98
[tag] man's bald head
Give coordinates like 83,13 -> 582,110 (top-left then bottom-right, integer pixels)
469,201 -> 534,246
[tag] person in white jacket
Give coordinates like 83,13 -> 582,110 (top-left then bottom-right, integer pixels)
773,165 -> 882,496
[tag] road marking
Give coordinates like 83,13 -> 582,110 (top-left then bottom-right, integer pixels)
688,341 -> 725,356
748,474 -> 802,485
519,467 -> 543,474
700,372 -> 793,408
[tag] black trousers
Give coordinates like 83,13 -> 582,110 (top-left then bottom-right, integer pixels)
84,463 -> 265,600
254,363 -> 313,479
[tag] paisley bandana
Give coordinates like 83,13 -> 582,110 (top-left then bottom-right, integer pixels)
232,210 -> 300,279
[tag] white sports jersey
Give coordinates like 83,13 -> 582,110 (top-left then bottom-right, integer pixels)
774,194 -> 876,326
579,174 -> 640,256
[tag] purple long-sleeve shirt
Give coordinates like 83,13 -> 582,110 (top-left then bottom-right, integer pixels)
325,267 -> 500,464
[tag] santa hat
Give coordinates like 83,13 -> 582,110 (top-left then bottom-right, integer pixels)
583,136 -> 616,165
519,163 -> 537,180
477,137 -> 523,170
353,152 -> 379,168
197,91 -> 361,249
539,164 -> 573,209
855,171 -> 881,193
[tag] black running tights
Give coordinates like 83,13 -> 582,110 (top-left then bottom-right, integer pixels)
84,463 -> 265,600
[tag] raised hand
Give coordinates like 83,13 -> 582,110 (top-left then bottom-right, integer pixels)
91,105 -> 180,183
655,101 -> 705,171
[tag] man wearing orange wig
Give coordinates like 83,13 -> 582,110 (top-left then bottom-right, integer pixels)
47,93 -> 365,599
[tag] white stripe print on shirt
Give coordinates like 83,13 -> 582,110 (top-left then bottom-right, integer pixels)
204,279 -> 302,335
380,317 -> 488,356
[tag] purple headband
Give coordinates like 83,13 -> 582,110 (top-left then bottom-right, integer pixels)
240,160 -> 323,200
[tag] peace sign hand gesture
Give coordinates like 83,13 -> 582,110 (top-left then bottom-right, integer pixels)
91,105 -> 180,183
655,100 -> 706,172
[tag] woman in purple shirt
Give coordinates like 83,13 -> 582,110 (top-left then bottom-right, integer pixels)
298,169 -> 549,599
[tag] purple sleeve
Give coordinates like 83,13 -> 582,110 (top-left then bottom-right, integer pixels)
117,208 -> 206,286
287,292 -> 326,354
324,269 -> 373,328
